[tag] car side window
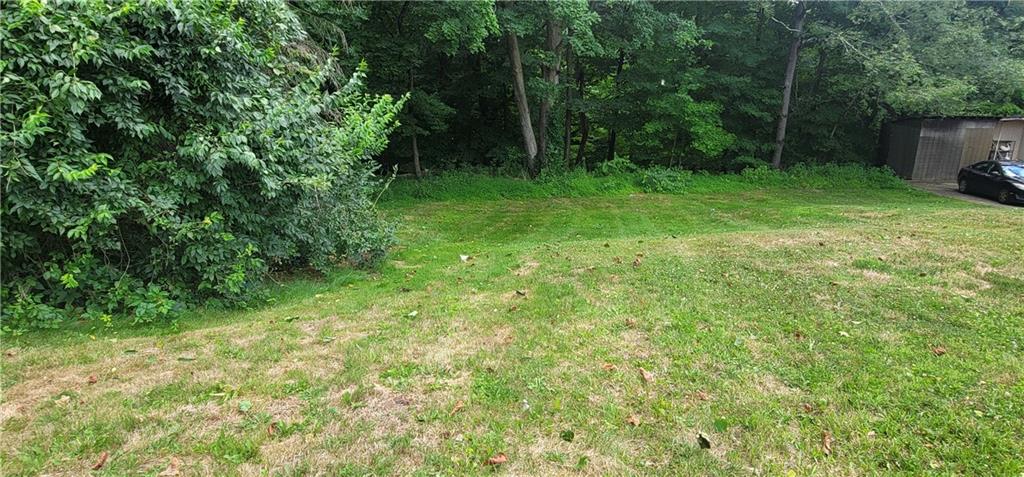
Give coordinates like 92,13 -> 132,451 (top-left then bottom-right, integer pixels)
973,162 -> 994,173
991,165 -> 1004,176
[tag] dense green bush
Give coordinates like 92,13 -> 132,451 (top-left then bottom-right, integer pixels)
638,166 -> 694,193
1,0 -> 402,331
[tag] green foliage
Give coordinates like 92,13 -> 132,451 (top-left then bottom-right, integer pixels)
638,166 -> 694,193
1,0 -> 402,331
380,164 -> 909,204
840,1 -> 1024,118
593,156 -> 639,176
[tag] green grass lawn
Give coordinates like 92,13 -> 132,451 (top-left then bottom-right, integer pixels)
2,179 -> 1023,475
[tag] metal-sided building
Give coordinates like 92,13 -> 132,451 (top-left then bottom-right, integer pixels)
882,117 -> 1024,181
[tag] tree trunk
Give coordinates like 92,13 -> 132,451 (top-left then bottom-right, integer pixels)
408,69 -> 422,179
563,76 -> 574,168
537,19 -> 563,171
506,31 -> 538,177
575,58 -> 589,170
770,1 -> 807,169
411,134 -> 422,179
811,47 -> 827,96
606,50 -> 625,164
577,114 -> 590,170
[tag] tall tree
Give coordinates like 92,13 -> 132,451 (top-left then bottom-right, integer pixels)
536,17 -> 564,169
505,29 -> 539,176
771,1 -> 807,169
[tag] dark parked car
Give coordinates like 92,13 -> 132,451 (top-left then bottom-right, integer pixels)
957,161 -> 1024,204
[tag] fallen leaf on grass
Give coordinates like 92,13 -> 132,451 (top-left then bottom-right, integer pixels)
694,390 -> 710,401
158,457 -> 181,476
638,367 -> 654,383
268,422 -> 278,435
92,451 -> 109,470
822,431 -> 834,456
87,374 -> 98,384
450,400 -> 465,416
484,453 -> 508,466
931,346 -> 947,356
601,363 -> 617,371
626,415 -> 641,426
632,255 -> 643,268
697,434 -> 711,449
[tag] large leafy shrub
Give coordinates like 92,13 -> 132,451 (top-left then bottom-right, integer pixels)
1,0 -> 402,331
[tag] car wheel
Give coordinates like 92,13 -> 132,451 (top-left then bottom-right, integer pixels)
958,178 -> 970,194
997,188 -> 1012,204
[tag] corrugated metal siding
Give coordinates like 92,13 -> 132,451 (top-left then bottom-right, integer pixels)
914,119 -> 1000,180
884,120 -> 921,179
960,127 -> 996,168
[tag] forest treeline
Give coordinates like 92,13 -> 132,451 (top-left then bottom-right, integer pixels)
1,0 -> 1022,331
293,0 -> 1024,177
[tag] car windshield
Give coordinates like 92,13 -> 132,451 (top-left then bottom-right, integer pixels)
1003,164 -> 1024,179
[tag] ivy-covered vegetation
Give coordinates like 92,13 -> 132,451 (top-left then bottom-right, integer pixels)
1,0 -> 402,330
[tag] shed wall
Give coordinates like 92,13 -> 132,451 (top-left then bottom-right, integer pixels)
914,119 -> 1000,181
884,120 -> 921,179
960,127 -> 995,168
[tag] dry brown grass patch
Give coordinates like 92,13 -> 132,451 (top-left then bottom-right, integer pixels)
514,259 -> 541,276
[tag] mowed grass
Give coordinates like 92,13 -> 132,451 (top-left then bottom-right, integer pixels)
2,179 -> 1023,476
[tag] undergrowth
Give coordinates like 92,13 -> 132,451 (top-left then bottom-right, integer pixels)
380,164 -> 911,204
